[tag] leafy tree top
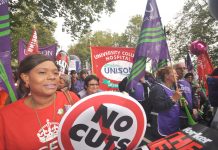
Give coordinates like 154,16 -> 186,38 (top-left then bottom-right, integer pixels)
9,0 -> 116,39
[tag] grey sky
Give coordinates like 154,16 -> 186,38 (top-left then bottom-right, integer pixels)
54,0 -> 184,51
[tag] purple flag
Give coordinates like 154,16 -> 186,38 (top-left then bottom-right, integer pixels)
18,39 -> 57,62
127,0 -> 170,90
0,1 -> 17,101
185,53 -> 194,72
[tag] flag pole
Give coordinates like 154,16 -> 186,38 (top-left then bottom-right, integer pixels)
163,24 -> 179,89
126,0 -> 172,91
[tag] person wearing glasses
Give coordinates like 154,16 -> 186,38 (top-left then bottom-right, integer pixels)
174,62 -> 198,129
78,75 -> 102,98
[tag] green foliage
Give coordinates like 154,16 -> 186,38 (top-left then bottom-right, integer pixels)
166,0 -> 218,66
10,1 -> 57,66
68,15 -> 142,67
10,0 -> 116,39
68,31 -> 118,67
9,0 -> 116,66
124,14 -> 142,47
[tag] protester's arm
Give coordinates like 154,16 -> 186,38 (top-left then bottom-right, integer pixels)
150,85 -> 175,112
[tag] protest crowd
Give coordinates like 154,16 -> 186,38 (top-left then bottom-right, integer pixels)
1,0 -> 218,149
1,52 -> 218,149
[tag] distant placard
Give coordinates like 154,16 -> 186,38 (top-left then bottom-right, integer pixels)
58,91 -> 147,150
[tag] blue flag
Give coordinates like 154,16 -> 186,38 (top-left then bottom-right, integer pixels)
126,0 -> 170,90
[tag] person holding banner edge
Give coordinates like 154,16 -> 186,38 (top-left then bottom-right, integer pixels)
0,54 -> 80,149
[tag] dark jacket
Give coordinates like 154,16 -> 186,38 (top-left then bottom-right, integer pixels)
149,84 -> 175,112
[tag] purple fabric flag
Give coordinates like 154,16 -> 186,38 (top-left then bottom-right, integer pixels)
151,58 -> 168,73
126,0 -> 170,90
18,39 -> 57,62
0,1 -> 17,100
185,53 -> 194,73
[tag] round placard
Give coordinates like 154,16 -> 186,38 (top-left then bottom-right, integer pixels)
58,91 -> 147,150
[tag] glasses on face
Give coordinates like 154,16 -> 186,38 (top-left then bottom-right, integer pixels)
88,84 -> 99,87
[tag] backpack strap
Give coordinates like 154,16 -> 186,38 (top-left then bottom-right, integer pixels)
61,88 -> 74,105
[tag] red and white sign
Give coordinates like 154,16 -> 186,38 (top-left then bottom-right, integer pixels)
58,91 -> 147,150
25,28 -> 39,55
90,46 -> 135,91
56,50 -> 69,74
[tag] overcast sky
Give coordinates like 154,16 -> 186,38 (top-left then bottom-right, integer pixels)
54,0 -> 184,51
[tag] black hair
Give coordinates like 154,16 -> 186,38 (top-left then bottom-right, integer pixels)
18,54 -> 57,97
80,69 -> 88,76
70,70 -> 77,75
211,68 -> 218,76
184,72 -> 194,79
84,75 -> 99,89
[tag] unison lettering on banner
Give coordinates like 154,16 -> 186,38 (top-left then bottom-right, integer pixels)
102,61 -> 132,81
58,92 -> 146,150
91,47 -> 135,91
40,50 -> 53,56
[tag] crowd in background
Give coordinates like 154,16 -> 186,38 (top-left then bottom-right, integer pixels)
119,62 -> 216,142
0,54 -> 218,148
